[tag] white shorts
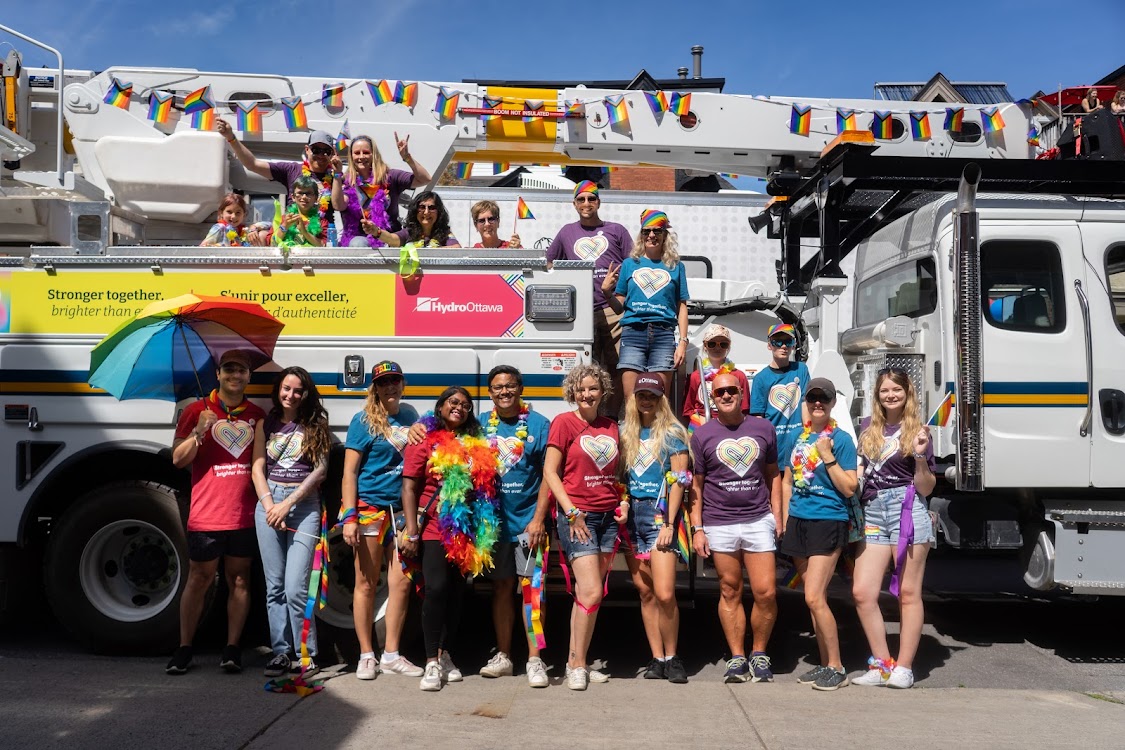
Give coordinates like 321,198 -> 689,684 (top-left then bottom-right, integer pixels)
704,514 -> 777,554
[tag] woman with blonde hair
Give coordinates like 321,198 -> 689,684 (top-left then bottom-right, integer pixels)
470,200 -> 521,248
331,132 -> 431,246
619,374 -> 691,683
850,368 -> 936,690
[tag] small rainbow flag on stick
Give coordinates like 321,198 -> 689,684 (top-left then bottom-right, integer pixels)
322,83 -> 345,109
645,90 -> 668,116
434,86 -> 459,121
104,78 -> 132,109
910,111 -> 932,140
182,86 -> 214,115
1027,126 -> 1040,146
367,79 -> 393,105
453,162 -> 472,180
147,90 -> 173,123
944,107 -> 964,133
981,106 -> 1005,133
668,92 -> 692,116
872,110 -> 893,140
516,197 -> 535,220
605,95 -> 629,127
836,108 -> 857,133
394,81 -> 418,108
281,96 -> 308,130
190,109 -> 215,131
336,120 -> 350,152
234,102 -> 262,134
927,391 -> 954,427
790,104 -> 811,136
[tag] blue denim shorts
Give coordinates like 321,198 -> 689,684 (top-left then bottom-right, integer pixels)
862,486 -> 934,546
627,497 -> 663,555
557,509 -> 623,561
618,322 -> 676,373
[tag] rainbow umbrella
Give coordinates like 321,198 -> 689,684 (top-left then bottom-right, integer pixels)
88,293 -> 283,401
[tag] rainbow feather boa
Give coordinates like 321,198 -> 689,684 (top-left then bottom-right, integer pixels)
425,428 -> 502,576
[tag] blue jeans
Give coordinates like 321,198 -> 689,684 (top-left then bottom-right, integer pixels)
618,322 -> 676,372
254,481 -> 321,658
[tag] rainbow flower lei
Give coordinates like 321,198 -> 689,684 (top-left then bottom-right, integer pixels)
701,359 -> 738,409
301,160 -> 333,237
486,400 -> 529,472
216,220 -> 248,247
792,419 -> 838,490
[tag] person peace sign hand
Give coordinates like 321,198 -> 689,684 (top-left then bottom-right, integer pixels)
601,261 -> 621,296
913,427 -> 930,456
395,131 -> 411,162
329,154 -> 342,173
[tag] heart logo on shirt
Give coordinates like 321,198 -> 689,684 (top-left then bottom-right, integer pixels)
212,420 -> 254,458
632,267 -> 672,298
631,438 -> 658,476
874,435 -> 900,470
580,434 -> 618,471
716,437 -> 760,478
267,431 -> 304,469
768,380 -> 801,418
387,426 -> 409,453
573,235 -> 609,261
495,436 -> 523,476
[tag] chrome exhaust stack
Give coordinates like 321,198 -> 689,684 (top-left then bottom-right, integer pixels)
954,163 -> 984,492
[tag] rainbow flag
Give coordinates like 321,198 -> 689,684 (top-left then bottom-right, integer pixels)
434,86 -> 458,121
103,78 -> 132,109
234,101 -> 262,134
645,90 -> 668,116
944,107 -> 964,133
523,99 -> 545,123
668,92 -> 692,116
789,104 -> 811,136
783,564 -> 803,589
367,79 -> 393,105
836,108 -> 857,133
453,162 -> 472,180
190,108 -> 215,131
565,99 -> 584,117
322,83 -> 345,109
394,81 -> 418,108
516,196 -> 534,220
280,96 -> 308,130
927,390 -> 954,427
335,120 -> 350,152
872,110 -> 893,140
605,95 -> 629,127
493,162 -> 510,174
981,106 -> 1005,133
481,96 -> 503,120
910,111 -> 931,140
182,85 -> 213,115
1027,126 -> 1040,146
147,90 -> 173,124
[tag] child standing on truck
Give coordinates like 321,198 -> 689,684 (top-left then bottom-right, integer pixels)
200,193 -> 249,247
750,323 -> 810,465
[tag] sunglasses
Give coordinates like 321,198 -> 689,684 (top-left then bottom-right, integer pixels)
713,386 -> 741,398
476,215 -> 498,224
641,228 -> 666,236
575,195 -> 599,203
417,205 -> 438,213
705,340 -> 730,349
768,338 -> 795,348
805,393 -> 831,404
308,146 -> 333,156
375,375 -> 403,386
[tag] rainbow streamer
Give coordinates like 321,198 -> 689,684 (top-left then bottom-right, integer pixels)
783,564 -> 803,589
872,111 -> 893,140
367,79 -> 393,105
394,81 -> 418,108
910,111 -> 931,140
516,196 -> 534,220
298,508 -> 330,674
103,78 -> 132,109
565,99 -> 584,117
433,86 -> 459,121
981,106 -> 1005,133
147,90 -> 173,124
482,96 -> 503,121
668,92 -> 692,116
280,96 -> 308,130
336,120 -> 350,152
605,95 -> 629,127
234,101 -> 262,134
182,85 -> 213,115
944,107 -> 964,133
1027,126 -> 1040,146
190,109 -> 215,131
927,391 -> 954,427
453,162 -> 472,180
645,90 -> 668,116
322,83 -> 345,109
836,108 -> 857,133
790,104 -> 812,136
521,539 -> 548,650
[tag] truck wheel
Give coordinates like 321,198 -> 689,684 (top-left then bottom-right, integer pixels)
44,481 -> 186,653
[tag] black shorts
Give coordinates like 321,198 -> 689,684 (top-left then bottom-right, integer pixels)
779,518 -> 848,559
188,528 -> 257,562
483,540 -> 517,580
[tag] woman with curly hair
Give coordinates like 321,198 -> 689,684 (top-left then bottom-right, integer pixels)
851,368 -> 936,690
251,367 -> 331,677
368,190 -> 460,248
543,363 -> 623,690
600,210 -> 689,400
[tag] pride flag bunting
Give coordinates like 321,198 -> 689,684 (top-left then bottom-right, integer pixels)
565,99 -> 584,117
981,107 -> 1005,133
183,86 -> 214,115
836,108 -> 857,134
394,81 -> 418,108
482,96 -> 503,120
367,79 -> 393,106
944,107 -> 964,133
336,120 -> 350,152
103,78 -> 132,109
910,111 -> 931,140
493,162 -> 510,174
645,90 -> 668,116
280,96 -> 308,130
190,109 -> 215,131
434,86 -> 458,121
453,162 -> 472,180
234,101 -> 262,134
523,99 -> 545,123
789,104 -> 811,136
872,110 -> 893,140
927,391 -> 954,427
322,83 -> 345,109
605,95 -> 629,127
1027,126 -> 1040,146
668,92 -> 692,116
147,90 -> 173,123
516,197 -> 534,220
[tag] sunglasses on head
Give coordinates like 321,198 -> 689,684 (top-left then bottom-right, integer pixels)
878,367 -> 909,378
768,337 -> 795,349
713,385 -> 741,398
705,340 -> 730,349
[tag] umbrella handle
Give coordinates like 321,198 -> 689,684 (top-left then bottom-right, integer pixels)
178,322 -> 207,399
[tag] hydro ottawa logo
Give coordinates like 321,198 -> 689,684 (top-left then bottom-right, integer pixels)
413,296 -> 505,314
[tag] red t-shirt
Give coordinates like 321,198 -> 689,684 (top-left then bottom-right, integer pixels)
547,412 -> 620,513
682,368 -> 751,418
175,396 -> 266,532
402,439 -> 444,542
472,241 -> 511,248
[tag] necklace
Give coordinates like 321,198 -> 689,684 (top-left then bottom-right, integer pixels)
428,429 -> 502,576
701,359 -> 737,409
486,400 -> 530,472
352,174 -> 390,247
792,419 -> 838,490
277,204 -> 323,246
300,160 -> 333,231
216,221 -> 248,247
209,388 -> 248,421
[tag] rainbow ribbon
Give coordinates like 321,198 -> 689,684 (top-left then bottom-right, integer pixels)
521,539 -> 548,650
298,508 -> 329,674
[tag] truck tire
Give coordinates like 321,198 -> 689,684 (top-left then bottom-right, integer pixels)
44,481 -> 187,654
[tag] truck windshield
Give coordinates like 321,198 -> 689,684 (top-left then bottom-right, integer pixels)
854,258 -> 937,326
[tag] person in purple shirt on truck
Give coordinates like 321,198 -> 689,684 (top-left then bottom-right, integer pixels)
689,371 -> 781,685
547,180 -> 633,415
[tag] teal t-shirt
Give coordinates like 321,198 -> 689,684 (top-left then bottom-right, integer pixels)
492,408 -> 551,542
787,426 -> 856,522
344,404 -> 419,509
627,425 -> 689,499
750,361 -> 810,462
615,256 -> 689,327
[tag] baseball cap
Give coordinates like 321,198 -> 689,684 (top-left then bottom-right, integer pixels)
701,324 -> 731,343
218,349 -> 252,368
307,130 -> 334,147
371,360 -> 404,381
767,322 -> 796,339
633,374 -> 665,396
806,377 -> 837,401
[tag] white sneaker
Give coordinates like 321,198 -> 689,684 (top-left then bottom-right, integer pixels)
526,657 -> 548,688
380,654 -> 424,677
566,665 -> 589,691
439,651 -> 463,682
852,667 -> 889,686
480,651 -> 514,678
356,656 -> 378,681
887,666 -> 915,689
420,661 -> 443,691
589,668 -> 609,683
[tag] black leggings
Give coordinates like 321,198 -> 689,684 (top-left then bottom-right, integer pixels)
420,540 -> 467,660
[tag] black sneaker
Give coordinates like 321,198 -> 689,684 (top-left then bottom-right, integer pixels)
165,646 -> 193,675
723,656 -> 750,683
797,664 -> 829,684
643,658 -> 666,680
665,655 -> 688,684
294,658 -> 320,679
812,668 -> 850,691
264,653 -> 291,678
220,644 -> 242,674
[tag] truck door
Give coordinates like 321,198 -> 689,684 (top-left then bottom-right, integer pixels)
979,225 -> 1090,487
1079,226 -> 1125,488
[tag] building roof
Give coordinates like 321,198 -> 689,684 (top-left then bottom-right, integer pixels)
875,72 -> 1013,104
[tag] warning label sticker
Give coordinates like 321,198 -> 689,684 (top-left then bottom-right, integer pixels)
539,351 -> 579,373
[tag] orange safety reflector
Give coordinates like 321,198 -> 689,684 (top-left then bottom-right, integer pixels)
820,130 -> 875,158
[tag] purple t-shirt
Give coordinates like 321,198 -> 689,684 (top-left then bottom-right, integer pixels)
546,220 -> 633,309
690,415 -> 778,526
858,417 -> 936,502
263,415 -> 317,484
267,164 -> 413,233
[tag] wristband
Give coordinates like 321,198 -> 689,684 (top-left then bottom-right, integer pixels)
332,172 -> 343,180
912,452 -> 926,460
404,533 -> 420,542
823,459 -> 838,469
225,137 -> 236,143
258,493 -> 271,502
691,525 -> 703,535
192,430 -> 205,445
565,507 -> 582,524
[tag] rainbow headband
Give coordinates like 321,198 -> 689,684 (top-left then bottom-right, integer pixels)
640,209 -> 669,229
573,180 -> 599,198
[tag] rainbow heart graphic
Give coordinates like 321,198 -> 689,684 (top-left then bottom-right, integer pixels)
494,436 -> 523,476
212,421 -> 254,458
573,235 -> 609,261
580,434 -> 618,470
632,267 -> 671,298
631,439 -> 658,476
716,437 -> 760,477
874,435 -> 900,469
768,380 -> 801,419
388,426 -> 409,453
267,431 -> 305,468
